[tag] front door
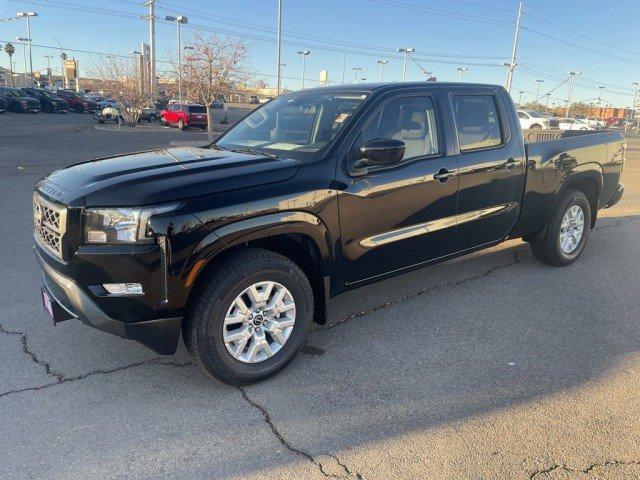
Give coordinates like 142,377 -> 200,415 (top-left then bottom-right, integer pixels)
337,94 -> 460,284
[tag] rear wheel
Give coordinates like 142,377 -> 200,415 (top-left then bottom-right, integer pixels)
43,103 -> 53,113
74,104 -> 84,113
184,249 -> 314,385
177,118 -> 185,130
529,189 -> 591,266
10,102 -> 22,113
530,124 -> 542,129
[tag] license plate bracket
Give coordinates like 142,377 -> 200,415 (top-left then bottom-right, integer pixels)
41,287 -> 74,325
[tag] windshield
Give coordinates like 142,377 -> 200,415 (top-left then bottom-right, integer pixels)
528,111 -> 545,118
216,90 -> 369,161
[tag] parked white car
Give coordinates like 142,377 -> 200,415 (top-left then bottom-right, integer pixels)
517,110 -> 551,130
585,117 -> 606,129
558,118 -> 597,131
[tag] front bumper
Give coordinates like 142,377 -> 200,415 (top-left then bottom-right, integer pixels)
604,183 -> 624,209
35,248 -> 182,354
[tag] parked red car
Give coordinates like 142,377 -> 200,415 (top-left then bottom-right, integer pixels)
161,103 -> 208,130
54,90 -> 98,113
604,117 -> 623,127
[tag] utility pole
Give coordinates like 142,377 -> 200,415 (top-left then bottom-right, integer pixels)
142,0 -> 157,102
597,85 -> 605,117
166,15 -> 188,103
275,0 -> 283,94
341,34 -> 346,84
545,93 -> 551,109
632,82 -> 639,120
457,67 -> 468,81
518,90 -> 524,105
505,1 -> 523,94
397,47 -> 414,82
53,37 -> 66,88
565,70 -> 581,118
352,66 -> 362,84
16,37 -> 29,86
16,12 -> 37,77
535,79 -> 544,102
297,50 -> 310,89
377,59 -> 388,81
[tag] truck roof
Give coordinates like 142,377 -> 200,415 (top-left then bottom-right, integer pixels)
298,81 -> 504,95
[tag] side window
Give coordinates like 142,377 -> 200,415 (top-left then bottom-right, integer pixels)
452,95 -> 503,152
517,111 -> 527,119
361,96 -> 439,161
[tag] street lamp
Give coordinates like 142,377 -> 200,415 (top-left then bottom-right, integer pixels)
16,37 -> 30,84
457,67 -> 468,81
565,70 -> 581,118
397,47 -> 414,82
545,93 -> 551,109
297,50 -> 310,89
376,59 -> 388,82
43,54 -> 53,83
361,77 -> 367,83
16,12 -> 37,77
518,90 -> 524,105
165,15 -> 188,104
352,66 -> 362,84
535,79 -> 544,102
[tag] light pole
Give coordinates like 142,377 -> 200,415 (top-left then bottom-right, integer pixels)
16,37 -> 29,85
275,0 -> 283,94
518,90 -> 524,105
340,34 -> 346,84
632,82 -> 639,119
597,85 -> 605,117
53,37 -> 67,88
165,15 -> 188,104
352,67 -> 362,84
361,77 -> 367,83
535,79 -> 544,102
297,50 -> 310,89
16,12 -> 37,77
457,67 -> 468,81
397,48 -> 414,82
565,70 -> 581,118
376,59 -> 388,82
505,2 -> 523,93
545,93 -> 551,109
43,54 -> 53,83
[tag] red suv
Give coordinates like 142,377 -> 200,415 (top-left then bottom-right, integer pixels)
55,90 -> 98,113
161,103 -> 208,130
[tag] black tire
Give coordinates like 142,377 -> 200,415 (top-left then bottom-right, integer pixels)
43,103 -> 53,113
529,189 -> 591,266
177,118 -> 185,130
97,119 -> 105,124
530,124 -> 542,129
74,104 -> 84,113
185,248 -> 314,385
10,102 -> 22,113
147,114 -> 156,123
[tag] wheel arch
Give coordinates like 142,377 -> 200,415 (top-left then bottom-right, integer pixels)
557,170 -> 602,228
183,212 -> 337,326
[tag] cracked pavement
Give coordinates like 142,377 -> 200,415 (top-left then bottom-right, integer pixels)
1,115 -> 639,479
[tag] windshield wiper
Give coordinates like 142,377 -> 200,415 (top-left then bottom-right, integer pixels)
229,147 -> 278,159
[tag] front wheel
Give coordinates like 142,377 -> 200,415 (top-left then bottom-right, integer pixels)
184,249 -> 314,385
74,104 -> 84,114
529,189 -> 591,266
177,118 -> 185,130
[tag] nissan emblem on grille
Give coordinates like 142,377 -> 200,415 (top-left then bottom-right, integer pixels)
33,193 -> 67,259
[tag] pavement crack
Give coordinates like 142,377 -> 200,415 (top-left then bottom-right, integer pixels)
528,459 -> 640,478
238,386 -> 363,479
319,249 -> 525,332
0,322 -> 64,382
0,358 -> 194,400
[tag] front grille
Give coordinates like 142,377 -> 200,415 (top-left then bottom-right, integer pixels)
33,193 -> 67,260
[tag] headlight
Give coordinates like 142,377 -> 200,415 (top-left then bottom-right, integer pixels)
84,204 -> 178,244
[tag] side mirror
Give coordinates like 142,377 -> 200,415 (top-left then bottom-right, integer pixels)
358,138 -> 405,169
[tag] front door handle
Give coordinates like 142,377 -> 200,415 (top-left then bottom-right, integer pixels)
504,158 -> 517,170
434,168 -> 455,183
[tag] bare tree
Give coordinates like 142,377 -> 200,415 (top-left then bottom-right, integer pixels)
87,56 -> 148,126
178,32 -> 252,137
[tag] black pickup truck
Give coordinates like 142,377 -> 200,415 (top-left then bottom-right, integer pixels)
33,82 -> 625,384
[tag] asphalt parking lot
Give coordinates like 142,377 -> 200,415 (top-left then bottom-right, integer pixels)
1,115 -> 639,479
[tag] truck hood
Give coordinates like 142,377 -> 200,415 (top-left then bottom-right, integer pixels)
38,147 -> 300,207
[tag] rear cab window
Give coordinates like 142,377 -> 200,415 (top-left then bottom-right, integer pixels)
452,95 -> 505,152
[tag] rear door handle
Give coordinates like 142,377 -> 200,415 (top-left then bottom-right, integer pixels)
434,168 -> 455,183
504,158 -> 517,170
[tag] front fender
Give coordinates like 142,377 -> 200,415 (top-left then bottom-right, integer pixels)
184,211 -> 336,288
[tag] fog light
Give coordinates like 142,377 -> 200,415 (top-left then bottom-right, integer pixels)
103,283 -> 144,295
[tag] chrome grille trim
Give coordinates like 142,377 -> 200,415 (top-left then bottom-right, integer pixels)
33,193 -> 67,260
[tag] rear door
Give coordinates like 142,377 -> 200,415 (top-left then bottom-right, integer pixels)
337,91 -> 460,284
448,91 -> 525,251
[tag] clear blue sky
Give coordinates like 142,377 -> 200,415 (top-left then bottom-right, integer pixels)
1,0 -> 638,107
